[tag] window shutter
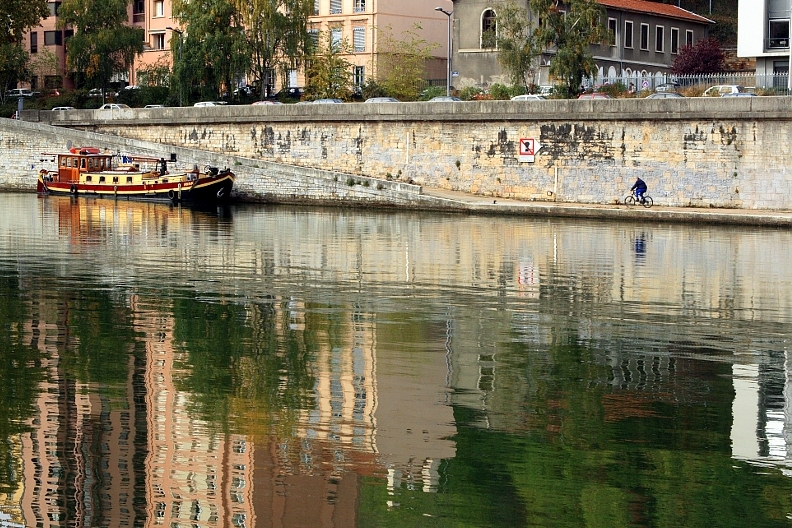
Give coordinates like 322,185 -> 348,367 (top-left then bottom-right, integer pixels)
353,27 -> 365,52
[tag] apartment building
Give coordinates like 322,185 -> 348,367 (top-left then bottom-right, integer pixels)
451,0 -> 712,89
21,0 -> 451,96
737,0 -> 791,82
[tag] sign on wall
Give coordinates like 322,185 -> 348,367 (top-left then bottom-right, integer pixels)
519,138 -> 541,163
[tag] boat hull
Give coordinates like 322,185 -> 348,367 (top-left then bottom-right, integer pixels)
38,172 -> 234,204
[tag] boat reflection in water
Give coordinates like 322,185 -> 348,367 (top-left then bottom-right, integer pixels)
2,193 -> 792,526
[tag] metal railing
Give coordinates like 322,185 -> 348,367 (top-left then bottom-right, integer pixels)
588,71 -> 791,95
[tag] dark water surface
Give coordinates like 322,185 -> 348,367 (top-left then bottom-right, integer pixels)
1,193 -> 791,527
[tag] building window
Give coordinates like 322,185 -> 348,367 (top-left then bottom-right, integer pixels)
670,27 -> 679,54
133,0 -> 144,23
685,30 -> 693,47
353,27 -> 365,52
354,0 -> 365,13
607,18 -> 617,46
768,19 -> 790,48
44,30 -> 62,46
308,28 -> 319,48
330,0 -> 341,14
313,0 -> 319,15
354,66 -> 364,91
481,9 -> 496,49
152,33 -> 165,50
655,26 -> 664,52
48,2 -> 60,17
331,27 -> 342,49
154,0 -> 164,17
30,32 -> 38,53
640,23 -> 649,50
624,21 -> 633,49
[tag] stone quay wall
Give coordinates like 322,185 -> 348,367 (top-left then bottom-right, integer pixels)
0,119 -> 424,207
12,96 -> 792,209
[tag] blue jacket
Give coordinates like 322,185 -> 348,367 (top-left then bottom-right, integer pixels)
631,178 -> 647,193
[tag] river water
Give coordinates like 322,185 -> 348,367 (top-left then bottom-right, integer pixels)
0,193 -> 791,527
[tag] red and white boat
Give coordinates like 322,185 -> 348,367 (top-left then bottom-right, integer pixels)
37,146 -> 235,204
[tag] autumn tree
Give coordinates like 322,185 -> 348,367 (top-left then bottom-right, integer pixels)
0,0 -> 49,103
303,31 -> 353,100
58,0 -> 144,95
374,25 -> 438,101
671,37 -> 725,75
529,0 -> 607,97
172,0 -> 248,103
232,0 -> 314,99
495,0 -> 543,91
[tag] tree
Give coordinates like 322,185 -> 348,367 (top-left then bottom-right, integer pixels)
232,0 -> 314,99
671,37 -> 725,75
29,47 -> 59,91
529,0 -> 608,97
58,0 -> 144,94
0,0 -> 49,103
375,25 -> 438,101
495,0 -> 543,91
303,31 -> 353,100
172,0 -> 248,103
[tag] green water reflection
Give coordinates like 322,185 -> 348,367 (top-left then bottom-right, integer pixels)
0,194 -> 791,527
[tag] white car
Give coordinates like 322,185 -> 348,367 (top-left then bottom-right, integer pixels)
51,106 -> 75,111
194,101 -> 227,107
364,97 -> 400,103
511,94 -> 547,101
98,103 -> 130,110
144,104 -> 164,108
703,85 -> 745,97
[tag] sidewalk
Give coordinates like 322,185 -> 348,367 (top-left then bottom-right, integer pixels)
418,187 -> 792,227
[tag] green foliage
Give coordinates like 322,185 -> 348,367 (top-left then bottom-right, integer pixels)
115,85 -> 170,107
375,25 -> 438,101
232,0 -> 313,99
418,85 -> 445,101
58,0 -> 144,91
459,86 -> 488,100
361,79 -> 387,99
529,0 -> 608,97
596,81 -> 628,98
304,31 -> 353,100
495,0 -> 543,89
172,0 -> 248,104
489,83 -> 529,99
0,0 -> 48,102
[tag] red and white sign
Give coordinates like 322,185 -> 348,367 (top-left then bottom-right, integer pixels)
519,138 -> 540,162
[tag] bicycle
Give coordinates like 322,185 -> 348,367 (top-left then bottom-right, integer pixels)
624,191 -> 653,208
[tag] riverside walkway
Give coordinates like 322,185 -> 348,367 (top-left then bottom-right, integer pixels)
418,187 -> 792,227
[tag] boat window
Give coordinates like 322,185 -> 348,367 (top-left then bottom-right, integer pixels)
60,157 -> 67,167
162,179 -> 168,183
86,175 -> 92,182
112,176 -> 118,183
99,176 -> 105,183
126,176 -> 133,183
80,158 -> 86,169
66,158 -> 71,168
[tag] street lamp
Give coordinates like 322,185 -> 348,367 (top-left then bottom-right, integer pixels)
435,7 -> 452,96
166,26 -> 183,106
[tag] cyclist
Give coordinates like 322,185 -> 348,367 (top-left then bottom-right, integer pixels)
631,177 -> 648,205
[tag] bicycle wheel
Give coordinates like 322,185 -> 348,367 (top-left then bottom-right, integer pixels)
624,195 -> 636,206
641,196 -> 653,208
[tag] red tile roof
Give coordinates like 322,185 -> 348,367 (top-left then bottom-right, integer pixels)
597,0 -> 714,24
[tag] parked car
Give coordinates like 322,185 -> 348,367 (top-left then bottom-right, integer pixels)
703,85 -> 745,97
721,92 -> 758,97
364,97 -> 401,103
313,98 -> 344,104
193,101 -> 226,107
98,103 -> 130,110
654,82 -> 680,93
252,100 -> 283,105
51,106 -> 75,111
428,96 -> 462,102
88,88 -> 118,98
577,93 -> 611,99
538,85 -> 554,96
511,94 -> 547,101
144,104 -> 164,108
645,92 -> 685,99
265,87 -> 303,101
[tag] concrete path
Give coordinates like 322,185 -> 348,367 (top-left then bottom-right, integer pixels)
418,187 -> 792,227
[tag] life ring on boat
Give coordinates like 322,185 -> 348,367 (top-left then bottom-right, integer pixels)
69,184 -> 78,195
216,188 -> 225,199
